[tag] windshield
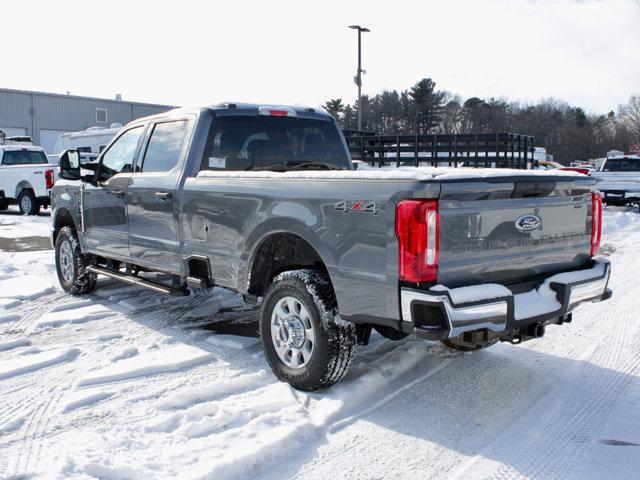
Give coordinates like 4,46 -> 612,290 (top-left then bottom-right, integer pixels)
1,150 -> 48,166
203,115 -> 350,171
602,158 -> 640,172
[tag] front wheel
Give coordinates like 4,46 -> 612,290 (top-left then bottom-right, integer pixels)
55,226 -> 97,294
18,190 -> 40,216
260,269 -> 356,391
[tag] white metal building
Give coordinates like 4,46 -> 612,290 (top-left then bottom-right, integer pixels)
0,88 -> 174,153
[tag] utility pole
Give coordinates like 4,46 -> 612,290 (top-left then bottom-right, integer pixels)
349,25 -> 370,132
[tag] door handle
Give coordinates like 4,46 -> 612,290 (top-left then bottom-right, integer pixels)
155,191 -> 173,201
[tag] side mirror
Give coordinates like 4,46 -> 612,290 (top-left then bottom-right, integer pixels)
58,149 -> 81,180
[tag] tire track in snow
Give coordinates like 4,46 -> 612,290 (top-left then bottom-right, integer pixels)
454,292 -> 640,480
486,352 -> 640,480
12,388 -> 67,476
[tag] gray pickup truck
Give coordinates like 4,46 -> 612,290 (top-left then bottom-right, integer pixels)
51,103 -> 612,390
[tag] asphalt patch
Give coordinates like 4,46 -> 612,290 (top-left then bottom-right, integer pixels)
0,235 -> 52,252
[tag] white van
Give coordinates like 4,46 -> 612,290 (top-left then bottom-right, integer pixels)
48,123 -> 122,164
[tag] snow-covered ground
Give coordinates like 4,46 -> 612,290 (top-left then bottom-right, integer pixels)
0,206 -> 639,479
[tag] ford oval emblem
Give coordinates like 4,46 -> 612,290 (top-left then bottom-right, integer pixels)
515,214 -> 541,232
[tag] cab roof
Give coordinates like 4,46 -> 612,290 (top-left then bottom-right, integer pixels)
0,145 -> 45,152
126,103 -> 331,127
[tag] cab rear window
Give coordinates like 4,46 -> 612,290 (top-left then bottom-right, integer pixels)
1,150 -> 48,166
602,158 -> 640,172
202,115 -> 349,171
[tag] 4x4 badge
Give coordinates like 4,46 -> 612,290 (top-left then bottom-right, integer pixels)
335,200 -> 379,215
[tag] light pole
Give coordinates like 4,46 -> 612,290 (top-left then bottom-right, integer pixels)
349,25 -> 369,132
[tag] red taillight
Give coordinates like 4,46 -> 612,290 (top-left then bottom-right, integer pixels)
590,191 -> 602,257
45,169 -> 54,189
395,199 -> 439,283
268,109 -> 289,116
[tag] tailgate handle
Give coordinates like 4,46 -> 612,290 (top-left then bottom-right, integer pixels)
155,191 -> 173,201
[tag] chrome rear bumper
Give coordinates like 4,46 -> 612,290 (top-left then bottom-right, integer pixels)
401,260 -> 612,340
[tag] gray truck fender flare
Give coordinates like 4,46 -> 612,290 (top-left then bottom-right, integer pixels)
241,219 -> 337,291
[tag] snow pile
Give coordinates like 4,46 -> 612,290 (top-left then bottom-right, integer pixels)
513,260 -> 607,320
33,303 -> 112,331
431,283 -> 511,304
63,391 -> 114,413
78,344 -> 216,387
0,337 -> 31,352
0,274 -> 56,300
196,165 -> 583,182
0,348 -> 79,380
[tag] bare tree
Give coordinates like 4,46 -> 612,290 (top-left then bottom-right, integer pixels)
619,94 -> 640,143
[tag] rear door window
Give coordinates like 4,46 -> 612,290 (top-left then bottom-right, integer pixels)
139,120 -> 189,173
203,115 -> 349,171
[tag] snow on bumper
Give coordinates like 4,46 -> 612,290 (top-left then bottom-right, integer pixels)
401,259 -> 612,340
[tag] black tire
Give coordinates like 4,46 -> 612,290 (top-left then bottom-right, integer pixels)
18,190 -> 40,216
54,226 -> 97,294
0,199 -> 7,211
373,324 -> 409,341
260,269 -> 356,391
441,335 -> 498,352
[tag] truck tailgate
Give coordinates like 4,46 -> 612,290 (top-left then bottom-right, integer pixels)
436,176 -> 595,288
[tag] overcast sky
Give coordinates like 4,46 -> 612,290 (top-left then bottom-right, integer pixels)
3,0 -> 639,114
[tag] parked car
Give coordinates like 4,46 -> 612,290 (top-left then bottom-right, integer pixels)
0,142 -> 55,214
51,103 -> 611,390
591,155 -> 640,207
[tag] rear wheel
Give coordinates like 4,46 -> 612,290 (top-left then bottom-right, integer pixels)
55,226 -> 97,294
18,190 -> 40,216
0,199 -> 7,211
441,335 -> 498,352
260,269 -> 356,391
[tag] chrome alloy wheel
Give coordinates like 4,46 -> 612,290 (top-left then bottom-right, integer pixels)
270,295 -> 315,368
21,195 -> 32,213
59,240 -> 74,283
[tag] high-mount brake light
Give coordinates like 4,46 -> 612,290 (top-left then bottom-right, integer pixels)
258,106 -> 297,117
591,191 -> 602,257
395,199 -> 439,283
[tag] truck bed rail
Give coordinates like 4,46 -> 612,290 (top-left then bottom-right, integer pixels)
344,133 -> 536,170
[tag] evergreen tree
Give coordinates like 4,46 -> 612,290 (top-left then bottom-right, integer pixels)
323,99 -> 345,120
409,78 -> 446,133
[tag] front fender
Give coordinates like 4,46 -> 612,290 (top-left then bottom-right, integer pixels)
51,184 -> 83,248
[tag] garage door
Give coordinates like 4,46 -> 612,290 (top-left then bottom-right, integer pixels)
0,126 -> 28,138
39,129 -> 72,154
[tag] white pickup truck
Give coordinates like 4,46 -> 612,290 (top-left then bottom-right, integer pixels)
0,144 -> 55,215
591,155 -> 640,209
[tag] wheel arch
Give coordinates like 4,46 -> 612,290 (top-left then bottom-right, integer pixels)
15,180 -> 33,198
243,221 -> 338,301
52,207 -> 79,245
